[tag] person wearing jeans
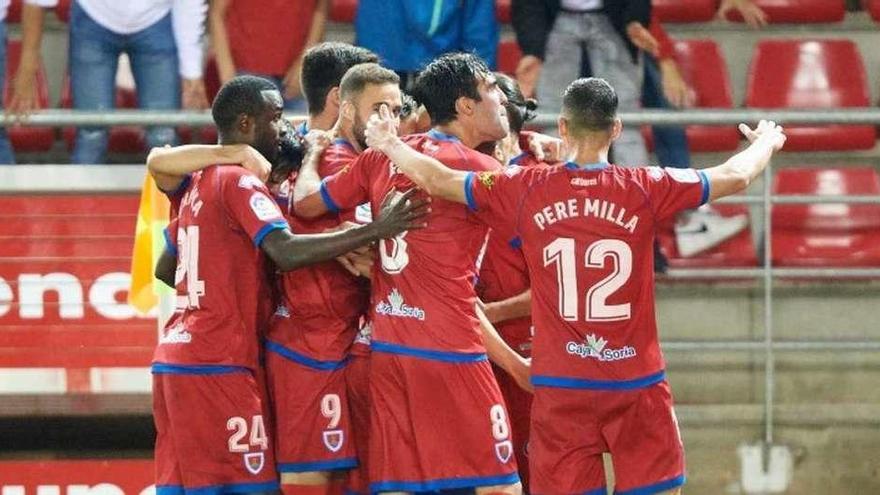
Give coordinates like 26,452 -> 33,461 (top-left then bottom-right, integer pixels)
13,0 -> 207,164
0,14 -> 16,164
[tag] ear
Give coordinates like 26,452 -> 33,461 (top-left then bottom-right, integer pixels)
237,113 -> 255,135
557,116 -> 568,142
327,87 -> 342,112
454,95 -> 474,119
610,118 -> 623,141
340,100 -> 355,122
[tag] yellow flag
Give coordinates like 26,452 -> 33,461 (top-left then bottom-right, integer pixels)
128,172 -> 171,314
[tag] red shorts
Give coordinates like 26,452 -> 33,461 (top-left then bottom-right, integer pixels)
344,352 -> 372,495
368,346 -> 520,492
265,343 -> 357,474
493,365 -> 533,491
530,380 -> 685,495
152,365 -> 279,494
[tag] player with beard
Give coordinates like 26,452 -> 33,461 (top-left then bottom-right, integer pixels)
147,75 -> 427,495
292,53 -> 524,494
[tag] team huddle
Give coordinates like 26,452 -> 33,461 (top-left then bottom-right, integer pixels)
147,42 -> 786,495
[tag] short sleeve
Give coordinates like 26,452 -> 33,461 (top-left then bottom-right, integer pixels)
633,166 -> 710,221
221,171 -> 290,247
320,150 -> 375,214
465,165 -> 533,232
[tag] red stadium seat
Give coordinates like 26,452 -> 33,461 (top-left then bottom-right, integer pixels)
657,205 -> 759,269
497,39 -> 522,77
746,40 -> 875,151
865,0 -> 880,22
725,0 -> 845,23
59,74 -> 146,154
771,167 -> 880,267
7,0 -> 22,23
4,41 -> 55,152
653,0 -> 718,22
496,0 -> 511,23
330,0 -> 357,23
54,0 -> 71,22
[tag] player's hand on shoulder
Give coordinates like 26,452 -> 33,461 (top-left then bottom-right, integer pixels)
302,128 -> 333,165
526,132 -> 564,163
374,188 -> 431,238
235,145 -> 272,182
739,120 -> 786,151
366,103 -> 401,153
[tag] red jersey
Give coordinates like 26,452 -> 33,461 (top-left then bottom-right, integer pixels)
269,139 -> 370,363
154,166 -> 289,371
225,0 -> 317,76
320,130 -> 500,357
467,162 -> 708,388
476,152 -> 545,355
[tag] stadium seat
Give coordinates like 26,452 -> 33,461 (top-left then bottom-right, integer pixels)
54,0 -> 70,22
4,41 -> 55,153
7,0 -> 22,23
496,0 -> 511,23
656,205 -> 759,269
865,0 -> 880,22
652,0 -> 718,22
497,39 -> 522,77
330,0 -> 357,23
59,74 -> 146,154
745,40 -> 875,151
771,167 -> 880,267
725,0 -> 845,23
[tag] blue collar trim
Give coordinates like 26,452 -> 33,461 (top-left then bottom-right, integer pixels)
508,152 -> 527,165
565,161 -> 608,171
332,137 -> 355,150
427,129 -> 462,143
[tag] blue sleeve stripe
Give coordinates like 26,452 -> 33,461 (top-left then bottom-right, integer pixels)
278,458 -> 358,473
163,227 -> 177,257
159,174 -> 191,197
531,370 -> 666,391
320,179 -> 341,214
150,363 -> 250,375
371,340 -> 487,363
698,170 -> 710,206
253,221 -> 288,247
265,339 -> 351,371
464,172 -> 478,212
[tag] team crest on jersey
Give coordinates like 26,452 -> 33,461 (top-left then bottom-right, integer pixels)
477,171 -> 496,190
566,333 -> 636,362
495,440 -> 513,463
250,192 -> 281,221
323,429 -> 344,452
375,288 -> 426,321
244,452 -> 265,474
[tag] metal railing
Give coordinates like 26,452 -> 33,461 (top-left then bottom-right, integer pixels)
2,108 -> 880,450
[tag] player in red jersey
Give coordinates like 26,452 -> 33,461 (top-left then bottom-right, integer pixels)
362,77 -> 787,495
147,75 -> 427,495
292,53 -> 526,494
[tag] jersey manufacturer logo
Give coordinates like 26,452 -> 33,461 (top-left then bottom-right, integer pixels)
477,171 -> 496,190
243,452 -> 265,474
249,192 -> 281,221
323,429 -> 344,453
495,440 -> 513,463
566,333 -> 636,362
375,288 -> 426,321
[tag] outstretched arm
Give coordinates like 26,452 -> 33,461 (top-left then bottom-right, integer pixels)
263,189 -> 428,272
366,104 -> 469,203
147,144 -> 271,191
703,121 -> 786,201
292,131 -> 333,218
477,305 -> 532,393
480,289 -> 532,324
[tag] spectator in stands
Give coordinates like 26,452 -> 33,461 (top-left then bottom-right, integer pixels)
0,1 -> 17,163
355,0 -> 499,90
716,0 -> 768,28
511,0 -> 656,167
209,0 -> 328,111
12,0 -> 208,164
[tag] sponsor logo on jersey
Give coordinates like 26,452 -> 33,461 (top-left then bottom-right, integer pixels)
159,322 -> 192,344
249,192 -> 281,221
244,452 -> 265,475
323,429 -> 344,453
495,440 -> 513,463
570,177 -> 598,187
666,168 -> 701,184
238,175 -> 264,190
566,333 -> 636,362
375,288 -> 426,321
477,171 -> 496,190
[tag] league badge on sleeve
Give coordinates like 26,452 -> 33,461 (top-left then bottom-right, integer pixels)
249,192 -> 282,221
666,168 -> 701,184
244,452 -> 265,474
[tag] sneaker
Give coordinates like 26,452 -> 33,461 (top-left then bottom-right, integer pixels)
675,207 -> 749,257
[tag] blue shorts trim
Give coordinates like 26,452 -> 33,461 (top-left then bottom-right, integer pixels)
371,340 -> 488,363
156,480 -> 280,495
265,339 -> 350,371
698,170 -> 710,206
277,457 -> 358,473
531,370 -> 666,391
464,172 -> 478,211
616,474 -> 686,495
253,221 -> 288,247
150,363 -> 250,375
320,179 -> 341,214
370,471 -> 519,492
583,487 -> 609,495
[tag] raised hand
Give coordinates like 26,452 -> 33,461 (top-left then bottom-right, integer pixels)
236,145 -> 272,182
739,120 -> 786,151
366,103 -> 400,153
373,188 -> 430,239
